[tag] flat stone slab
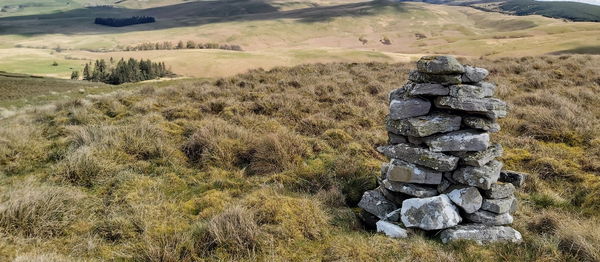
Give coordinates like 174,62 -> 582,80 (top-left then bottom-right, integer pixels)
388,87 -> 408,102
388,132 -> 407,144
481,197 -> 515,214
377,186 -> 409,206
424,130 -> 490,152
377,143 -> 459,172
389,98 -> 431,120
440,224 -> 522,244
482,182 -> 516,199
386,113 -> 462,138
434,96 -> 507,119
386,159 -> 443,185
409,70 -> 462,85
499,170 -> 528,188
452,143 -> 503,167
401,195 -> 462,230
382,179 -> 438,198
463,116 -> 501,133
376,220 -> 409,238
446,186 -> 483,214
465,210 -> 513,225
461,66 -> 490,83
416,56 -> 465,74
449,84 -> 493,98
453,160 -> 503,190
405,82 -> 450,96
358,190 -> 399,220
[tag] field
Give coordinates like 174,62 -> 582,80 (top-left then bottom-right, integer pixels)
1,55 -> 599,261
0,0 -> 599,79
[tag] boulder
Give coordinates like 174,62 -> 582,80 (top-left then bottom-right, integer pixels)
382,179 -> 438,198
376,220 -> 409,238
499,170 -> 528,188
407,136 -> 425,145
465,210 -> 513,225
452,143 -> 503,167
386,113 -> 462,137
482,182 -> 515,199
408,70 -> 462,85
406,82 -> 450,96
452,160 -> 503,190
424,130 -> 490,152
481,197 -> 514,214
440,224 -> 522,244
416,56 -> 465,74
463,116 -> 501,133
437,178 -> 452,194
358,190 -> 399,220
449,84 -> 493,98
380,163 -> 390,180
377,143 -> 459,172
386,159 -> 443,185
434,96 -> 507,119
389,98 -> 431,120
401,195 -> 462,230
388,132 -> 408,144
476,82 -> 497,91
389,87 -> 408,102
509,197 -> 518,214
377,186 -> 410,206
446,186 -> 483,213
461,66 -> 490,83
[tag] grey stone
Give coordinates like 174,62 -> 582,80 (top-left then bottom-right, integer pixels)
386,113 -> 462,138
437,178 -> 452,194
380,163 -> 390,180
382,179 -> 438,198
358,190 -> 399,220
476,82 -> 497,91
416,56 -> 465,74
463,116 -> 501,133
481,197 -> 514,214
499,170 -> 528,188
401,195 -> 462,230
461,66 -> 490,83
388,132 -> 407,144
376,220 -> 409,238
449,84 -> 494,98
465,210 -> 513,225
377,186 -> 410,206
389,98 -> 431,120
440,224 -> 522,244
386,159 -> 443,185
388,87 -> 408,103
452,144 -> 503,167
482,183 -> 516,199
510,197 -> 518,214
446,186 -> 483,213
424,130 -> 490,152
407,136 -> 424,145
406,82 -> 450,96
409,70 -> 462,85
452,160 -> 503,190
377,143 -> 459,172
434,96 -> 507,119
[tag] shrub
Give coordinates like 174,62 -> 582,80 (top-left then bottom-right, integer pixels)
53,146 -> 106,186
246,132 -> 309,176
206,206 -> 261,256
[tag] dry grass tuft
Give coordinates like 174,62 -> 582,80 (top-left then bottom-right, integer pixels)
0,182 -> 87,238
206,206 -> 261,256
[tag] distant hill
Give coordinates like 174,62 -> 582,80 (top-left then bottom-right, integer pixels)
404,0 -> 600,22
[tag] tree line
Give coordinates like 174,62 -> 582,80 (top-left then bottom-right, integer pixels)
94,16 -> 156,27
124,40 -> 243,52
75,58 -> 172,85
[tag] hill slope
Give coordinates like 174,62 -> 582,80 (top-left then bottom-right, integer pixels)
1,55 -> 599,261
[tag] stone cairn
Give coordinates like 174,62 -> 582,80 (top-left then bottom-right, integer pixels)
358,56 -> 527,244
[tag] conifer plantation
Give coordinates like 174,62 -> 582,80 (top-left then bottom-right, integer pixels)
82,58 -> 172,85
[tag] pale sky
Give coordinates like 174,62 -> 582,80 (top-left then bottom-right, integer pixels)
537,0 -> 600,6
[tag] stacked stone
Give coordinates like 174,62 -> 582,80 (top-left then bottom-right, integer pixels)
358,56 -> 526,244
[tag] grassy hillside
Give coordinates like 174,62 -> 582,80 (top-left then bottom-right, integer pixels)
1,55 -> 599,261
500,0 -> 600,22
0,1 -> 599,79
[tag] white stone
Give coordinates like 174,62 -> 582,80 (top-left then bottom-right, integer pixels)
376,220 -> 409,238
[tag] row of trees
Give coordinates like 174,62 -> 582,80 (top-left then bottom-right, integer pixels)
76,58 -> 172,85
94,16 -> 156,27
123,40 -> 243,51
